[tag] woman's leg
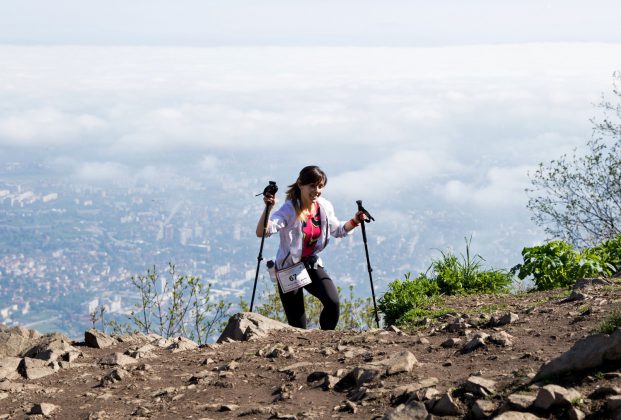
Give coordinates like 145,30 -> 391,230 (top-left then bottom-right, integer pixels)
278,283 -> 307,329
304,267 -> 340,330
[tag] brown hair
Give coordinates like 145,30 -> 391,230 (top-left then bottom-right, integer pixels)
286,165 -> 327,219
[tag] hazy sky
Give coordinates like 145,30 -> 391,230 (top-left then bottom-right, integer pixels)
1,2 -> 621,267
1,1 -> 620,46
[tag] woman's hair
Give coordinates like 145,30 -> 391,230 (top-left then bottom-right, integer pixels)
286,165 -> 327,219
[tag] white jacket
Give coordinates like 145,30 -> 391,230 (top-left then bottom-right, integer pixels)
266,197 -> 350,269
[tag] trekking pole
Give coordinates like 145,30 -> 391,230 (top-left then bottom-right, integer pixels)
250,181 -> 278,312
356,200 -> 380,328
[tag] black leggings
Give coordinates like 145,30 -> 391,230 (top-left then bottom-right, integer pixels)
278,266 -> 340,330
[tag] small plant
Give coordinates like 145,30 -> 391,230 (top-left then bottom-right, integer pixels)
102,263 -> 231,344
89,305 -> 107,331
599,309 -> 621,334
578,304 -> 591,316
431,237 -> 513,296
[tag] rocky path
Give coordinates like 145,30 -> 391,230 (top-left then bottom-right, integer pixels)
0,278 -> 620,419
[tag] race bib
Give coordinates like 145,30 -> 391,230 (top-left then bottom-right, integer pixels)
276,262 -> 312,293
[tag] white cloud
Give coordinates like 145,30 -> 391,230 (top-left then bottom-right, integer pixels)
0,108 -> 106,146
75,162 -> 129,182
440,165 -> 534,209
328,149 -> 457,201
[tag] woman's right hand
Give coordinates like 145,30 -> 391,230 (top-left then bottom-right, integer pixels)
263,193 -> 276,206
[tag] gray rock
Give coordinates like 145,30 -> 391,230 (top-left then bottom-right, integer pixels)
494,412 -> 543,419
563,290 -> 588,302
464,376 -> 497,397
334,367 -> 381,392
534,385 -> 581,410
20,333 -> 74,362
567,406 -> 586,420
490,331 -> 514,347
441,338 -> 462,348
99,352 -> 137,367
535,329 -> 621,380
167,336 -> 198,353
382,401 -> 428,420
461,336 -> 487,354
496,312 -> 519,326
427,393 -> 462,416
126,344 -> 157,359
369,351 -> 418,375
393,378 -> 439,399
30,403 -> 58,416
0,357 -> 22,380
472,399 -> 496,419
217,312 -> 299,343
505,393 -> 536,411
85,329 -> 116,349
99,369 -> 128,387
589,386 -> 621,399
19,358 -> 57,379
277,362 -> 313,375
0,326 -> 42,357
608,395 -> 621,412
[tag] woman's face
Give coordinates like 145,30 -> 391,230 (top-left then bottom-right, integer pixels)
299,180 -> 324,204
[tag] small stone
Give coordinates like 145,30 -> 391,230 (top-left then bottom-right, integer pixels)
490,331 -> 514,347
608,395 -> 621,411
463,376 -> 497,397
382,401 -> 428,420
471,399 -> 496,419
219,404 -> 239,412
30,403 -> 58,416
461,337 -> 486,354
494,412 -> 543,420
567,406 -> 586,420
534,384 -> 581,410
99,353 -> 137,367
441,338 -> 462,348
427,393 -> 462,416
506,393 -> 536,410
497,312 -> 519,325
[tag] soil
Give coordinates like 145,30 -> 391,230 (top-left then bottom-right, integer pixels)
0,279 -> 620,419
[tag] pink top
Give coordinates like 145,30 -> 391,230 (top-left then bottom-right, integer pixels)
301,203 -> 322,258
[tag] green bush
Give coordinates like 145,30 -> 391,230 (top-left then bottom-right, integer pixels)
513,241 -> 610,290
591,234 -> 621,274
378,273 -> 440,327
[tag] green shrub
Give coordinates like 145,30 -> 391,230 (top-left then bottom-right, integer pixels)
591,234 -> 621,274
378,273 -> 440,326
513,241 -> 609,290
599,309 -> 621,334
